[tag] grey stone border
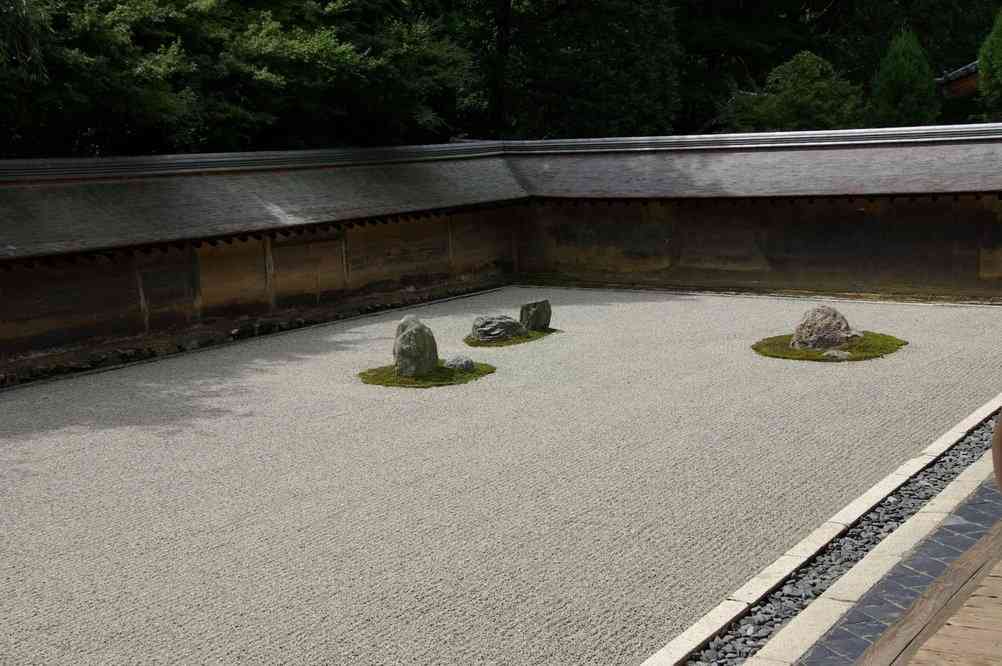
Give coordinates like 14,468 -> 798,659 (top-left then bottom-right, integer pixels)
641,392 -> 1002,665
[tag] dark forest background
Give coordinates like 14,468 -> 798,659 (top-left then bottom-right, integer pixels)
5,0 -> 1002,157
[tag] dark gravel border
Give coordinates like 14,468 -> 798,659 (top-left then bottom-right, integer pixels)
686,412 -> 999,666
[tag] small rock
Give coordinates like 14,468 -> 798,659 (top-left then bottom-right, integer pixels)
444,355 -> 475,372
519,300 -> 552,331
471,315 -> 527,342
230,323 -> 256,340
790,305 -> 861,350
823,350 -> 852,360
393,315 -> 439,377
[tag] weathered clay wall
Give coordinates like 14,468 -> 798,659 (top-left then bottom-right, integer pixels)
7,194 -> 1002,359
522,196 -> 1002,297
0,260 -> 145,353
0,210 -> 523,356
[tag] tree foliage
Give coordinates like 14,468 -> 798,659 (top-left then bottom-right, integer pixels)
724,52 -> 865,132
980,9 -> 1002,119
1,0 -> 472,157
870,29 -> 940,127
4,0 -> 1002,156
502,0 -> 680,138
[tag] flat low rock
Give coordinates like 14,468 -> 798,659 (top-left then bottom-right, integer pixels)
471,315 -> 527,342
520,300 -> 552,331
444,355 -> 475,372
393,315 -> 438,377
791,305 -> 860,350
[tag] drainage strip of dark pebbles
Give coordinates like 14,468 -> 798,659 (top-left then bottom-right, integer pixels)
685,412 -> 998,666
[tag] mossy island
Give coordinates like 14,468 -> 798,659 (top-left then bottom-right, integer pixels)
752,306 -> 907,362
358,361 -> 496,388
361,315 -> 495,387
465,301 -> 558,347
464,328 -> 559,348
752,331 -> 908,362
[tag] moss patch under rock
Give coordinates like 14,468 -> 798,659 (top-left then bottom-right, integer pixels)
464,329 -> 559,348
358,361 -> 496,388
752,331 -> 908,362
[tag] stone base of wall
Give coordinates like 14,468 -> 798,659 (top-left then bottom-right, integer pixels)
0,278 -> 506,389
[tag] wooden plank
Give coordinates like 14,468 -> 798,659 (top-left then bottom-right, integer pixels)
920,627 -> 1002,658
909,649 -> 1002,666
963,595 -> 1002,610
867,517 -> 1002,666
943,606 -> 1002,631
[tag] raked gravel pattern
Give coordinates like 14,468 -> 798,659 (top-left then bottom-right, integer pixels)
3,287 -> 1002,665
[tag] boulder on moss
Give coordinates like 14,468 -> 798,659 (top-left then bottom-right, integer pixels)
519,300 -> 552,331
790,306 -> 861,350
471,315 -> 528,343
393,315 -> 438,377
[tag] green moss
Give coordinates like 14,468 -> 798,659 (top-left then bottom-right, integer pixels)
358,361 -> 496,388
463,328 -> 559,348
752,331 -> 907,362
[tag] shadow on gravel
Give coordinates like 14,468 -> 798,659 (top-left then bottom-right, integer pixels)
0,287 -> 693,440
0,322 -> 390,440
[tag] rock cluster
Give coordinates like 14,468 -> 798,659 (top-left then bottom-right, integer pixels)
790,305 -> 860,350
471,315 -> 528,342
519,300 -> 552,331
393,315 -> 438,377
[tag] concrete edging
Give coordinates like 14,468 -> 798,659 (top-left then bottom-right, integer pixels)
640,391 -> 1002,666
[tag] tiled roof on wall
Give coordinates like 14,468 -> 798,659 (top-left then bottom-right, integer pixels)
3,124 -> 1002,260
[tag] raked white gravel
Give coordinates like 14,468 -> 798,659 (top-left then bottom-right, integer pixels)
3,286 -> 1002,664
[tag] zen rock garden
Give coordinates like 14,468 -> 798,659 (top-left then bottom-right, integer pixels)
358,314 -> 494,387
363,298 -> 908,389
465,299 -> 557,347
752,305 -> 908,362
359,299 -> 556,386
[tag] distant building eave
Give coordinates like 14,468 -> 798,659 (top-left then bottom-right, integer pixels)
937,60 -> 979,85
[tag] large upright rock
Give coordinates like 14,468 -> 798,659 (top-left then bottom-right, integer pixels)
471,315 -> 527,342
790,306 -> 860,350
393,315 -> 438,377
519,300 -> 552,331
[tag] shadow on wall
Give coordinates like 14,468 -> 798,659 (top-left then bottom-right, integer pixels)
0,287 -> 695,441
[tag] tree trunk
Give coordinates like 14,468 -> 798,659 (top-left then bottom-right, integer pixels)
490,0 -> 512,138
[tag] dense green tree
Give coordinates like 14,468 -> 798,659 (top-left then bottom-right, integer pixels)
818,1 -> 999,83
5,0 -> 1002,156
723,52 -> 865,132
502,0 -> 680,139
980,9 -> 1002,119
672,1 -> 837,132
0,0 -> 472,157
870,29 -> 940,127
